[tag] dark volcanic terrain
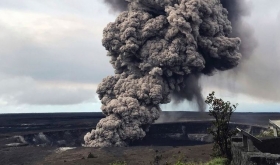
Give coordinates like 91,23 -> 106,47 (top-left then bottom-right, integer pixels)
0,111 -> 279,165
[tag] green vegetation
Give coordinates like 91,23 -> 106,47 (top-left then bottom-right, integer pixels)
206,157 -> 227,165
205,92 -> 238,163
173,161 -> 198,165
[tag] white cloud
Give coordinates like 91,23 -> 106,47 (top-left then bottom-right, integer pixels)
0,9 -> 104,45
0,3 -> 116,111
0,74 -> 98,106
0,8 -> 114,83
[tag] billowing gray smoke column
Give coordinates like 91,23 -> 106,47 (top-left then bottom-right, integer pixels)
103,0 -> 128,13
220,0 -> 257,60
84,0 -> 241,147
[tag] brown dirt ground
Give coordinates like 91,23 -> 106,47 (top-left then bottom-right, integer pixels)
0,144 -> 213,165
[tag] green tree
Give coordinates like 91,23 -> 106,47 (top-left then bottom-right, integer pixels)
205,92 -> 238,162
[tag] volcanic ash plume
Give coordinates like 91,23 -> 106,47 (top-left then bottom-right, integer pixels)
84,0 -> 241,147
103,0 -> 128,13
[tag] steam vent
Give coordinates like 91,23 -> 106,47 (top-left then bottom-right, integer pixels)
84,0 -> 242,148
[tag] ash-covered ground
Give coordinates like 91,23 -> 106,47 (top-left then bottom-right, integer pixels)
0,111 -> 279,165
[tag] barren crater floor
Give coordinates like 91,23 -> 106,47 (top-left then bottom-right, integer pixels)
0,112 -> 279,165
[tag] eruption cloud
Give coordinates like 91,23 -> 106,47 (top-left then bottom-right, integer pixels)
84,0 -> 242,147
220,0 -> 257,61
103,0 -> 128,13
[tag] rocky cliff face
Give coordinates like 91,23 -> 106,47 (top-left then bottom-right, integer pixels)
2,121 -> 265,148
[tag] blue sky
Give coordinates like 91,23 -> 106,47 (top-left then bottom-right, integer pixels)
0,0 -> 280,113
